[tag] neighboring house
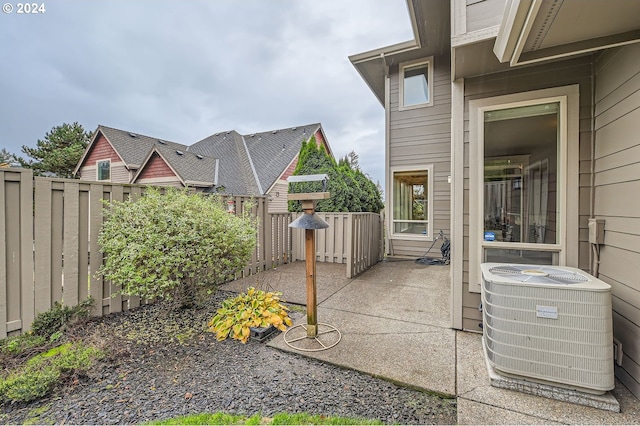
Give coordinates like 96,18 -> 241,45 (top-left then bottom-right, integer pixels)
74,123 -> 333,212
350,0 -> 640,397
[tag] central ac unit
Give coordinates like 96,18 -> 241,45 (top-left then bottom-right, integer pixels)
481,263 -> 614,395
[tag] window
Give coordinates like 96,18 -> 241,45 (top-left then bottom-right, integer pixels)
468,84 -> 580,293
97,159 -> 110,181
399,57 -> 433,110
391,166 -> 433,239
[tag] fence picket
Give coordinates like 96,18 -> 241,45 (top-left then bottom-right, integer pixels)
78,188 -> 90,303
109,185 -> 124,314
34,179 -> 52,315
63,182 -> 80,308
89,183 -> 104,317
51,185 -> 64,305
18,170 -> 34,331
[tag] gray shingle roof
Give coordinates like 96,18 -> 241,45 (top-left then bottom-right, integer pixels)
97,125 -> 188,168
136,145 -> 218,186
244,123 -> 322,192
80,123 -> 331,196
188,131 -> 259,195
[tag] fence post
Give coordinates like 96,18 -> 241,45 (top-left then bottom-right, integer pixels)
346,214 -> 354,278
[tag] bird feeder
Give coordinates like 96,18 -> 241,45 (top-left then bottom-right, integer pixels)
284,174 -> 341,351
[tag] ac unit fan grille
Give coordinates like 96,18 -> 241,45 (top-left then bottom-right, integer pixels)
489,265 -> 588,285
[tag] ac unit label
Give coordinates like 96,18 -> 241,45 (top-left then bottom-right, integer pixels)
536,305 -> 558,319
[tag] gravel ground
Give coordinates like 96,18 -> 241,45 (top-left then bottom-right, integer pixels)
0,291 -> 457,425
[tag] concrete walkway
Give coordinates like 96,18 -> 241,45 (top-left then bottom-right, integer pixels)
222,260 -> 640,424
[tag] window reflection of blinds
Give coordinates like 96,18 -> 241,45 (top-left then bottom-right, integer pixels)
484,102 -> 559,122
526,160 -> 549,243
485,182 -> 507,222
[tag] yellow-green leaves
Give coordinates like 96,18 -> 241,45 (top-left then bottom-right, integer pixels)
208,288 -> 292,344
98,188 -> 257,308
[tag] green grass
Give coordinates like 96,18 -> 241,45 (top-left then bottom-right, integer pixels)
147,412 -> 384,425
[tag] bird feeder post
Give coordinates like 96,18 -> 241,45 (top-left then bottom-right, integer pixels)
302,199 -> 318,337
287,174 -> 331,339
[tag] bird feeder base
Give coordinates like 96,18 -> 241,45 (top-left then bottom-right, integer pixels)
283,323 -> 341,352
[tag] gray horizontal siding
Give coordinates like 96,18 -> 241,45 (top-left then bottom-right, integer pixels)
267,180 -> 289,214
388,55 -> 452,257
594,43 -> 640,398
78,162 -> 128,183
466,0 -> 506,33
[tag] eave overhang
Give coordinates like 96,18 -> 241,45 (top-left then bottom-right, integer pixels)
494,0 -> 640,67
348,0 -> 450,105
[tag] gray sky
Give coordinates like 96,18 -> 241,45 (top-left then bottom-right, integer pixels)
0,0 -> 413,188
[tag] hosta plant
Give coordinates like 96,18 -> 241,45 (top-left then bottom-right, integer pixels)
209,288 -> 292,344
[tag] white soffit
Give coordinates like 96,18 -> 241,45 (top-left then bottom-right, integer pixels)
494,0 -> 640,67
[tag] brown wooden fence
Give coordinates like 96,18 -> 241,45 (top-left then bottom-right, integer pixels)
1,168 -> 382,336
1,169 -> 292,337
291,212 -> 384,278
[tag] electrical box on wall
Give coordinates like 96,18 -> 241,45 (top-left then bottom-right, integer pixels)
588,218 -> 605,244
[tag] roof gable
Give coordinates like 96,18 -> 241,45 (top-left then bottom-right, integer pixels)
133,145 -> 218,187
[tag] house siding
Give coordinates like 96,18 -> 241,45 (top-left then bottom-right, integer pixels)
135,153 -> 178,181
79,162 -> 128,183
465,0 -> 507,33
268,180 -> 289,213
593,42 -> 640,398
78,134 -> 130,183
462,55 -> 595,332
388,54 -> 452,257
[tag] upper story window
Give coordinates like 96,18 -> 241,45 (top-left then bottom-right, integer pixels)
97,159 -> 111,181
399,57 -> 433,110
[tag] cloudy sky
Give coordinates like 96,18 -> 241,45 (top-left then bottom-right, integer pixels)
0,0 -> 413,188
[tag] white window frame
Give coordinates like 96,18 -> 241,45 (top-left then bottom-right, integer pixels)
468,85 -> 579,293
390,165 -> 434,241
96,159 -> 111,181
399,57 -> 434,111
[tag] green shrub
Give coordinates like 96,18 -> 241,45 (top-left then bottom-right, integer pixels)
98,187 -> 257,308
30,298 -> 94,339
0,365 -> 60,403
288,138 -> 383,214
0,334 -> 46,356
0,342 -> 102,403
209,287 -> 292,344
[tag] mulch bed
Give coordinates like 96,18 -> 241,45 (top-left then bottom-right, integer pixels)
0,291 -> 456,425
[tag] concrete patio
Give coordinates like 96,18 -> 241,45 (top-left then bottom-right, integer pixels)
222,260 -> 640,424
